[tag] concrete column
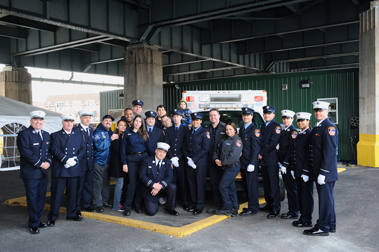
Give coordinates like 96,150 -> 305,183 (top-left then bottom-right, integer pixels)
123,43 -> 163,112
357,2 -> 379,167
0,66 -> 32,104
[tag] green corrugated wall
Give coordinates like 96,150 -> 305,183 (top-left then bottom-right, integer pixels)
163,68 -> 359,161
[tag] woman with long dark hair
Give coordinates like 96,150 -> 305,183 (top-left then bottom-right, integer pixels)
120,115 -> 153,216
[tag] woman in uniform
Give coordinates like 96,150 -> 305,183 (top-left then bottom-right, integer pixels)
120,115 -> 153,216
213,122 -> 243,216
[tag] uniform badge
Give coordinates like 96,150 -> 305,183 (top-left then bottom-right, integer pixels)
315,133 -> 320,136
236,140 -> 242,147
328,127 -> 336,136
46,142 -> 49,144
94,134 -> 100,140
255,129 -> 260,137
102,132 -> 106,138
275,126 -> 281,134
291,131 -> 298,139
206,132 -> 210,139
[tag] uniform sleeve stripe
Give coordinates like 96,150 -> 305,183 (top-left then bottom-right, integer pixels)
61,155 -> 67,163
161,181 -> 168,187
303,169 -> 309,172
34,159 -> 41,166
283,161 -> 289,165
147,180 -> 153,187
320,169 -> 329,173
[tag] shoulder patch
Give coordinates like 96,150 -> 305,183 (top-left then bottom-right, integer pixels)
328,127 -> 336,136
255,129 -> 260,137
275,126 -> 281,134
206,131 -> 210,139
236,139 -> 242,147
291,131 -> 298,139
94,134 -> 101,140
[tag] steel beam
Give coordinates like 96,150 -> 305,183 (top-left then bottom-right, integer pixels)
0,25 -> 27,39
274,52 -> 358,63
165,66 -> 241,76
32,77 -> 122,87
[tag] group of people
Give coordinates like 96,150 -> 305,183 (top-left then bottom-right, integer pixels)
18,97 -> 338,237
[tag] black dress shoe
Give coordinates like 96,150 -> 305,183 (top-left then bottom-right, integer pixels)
206,208 -> 219,214
292,220 -> 313,227
165,209 -> 179,216
123,210 -> 131,216
182,205 -> 190,211
329,228 -> 336,233
66,215 -> 84,221
95,207 -> 104,213
280,213 -> 299,219
193,209 -> 203,215
303,227 -> 329,236
47,220 -> 55,227
260,205 -> 273,212
188,207 -> 195,212
103,203 -> 113,208
267,211 -> 280,219
83,206 -> 95,212
134,208 -> 143,214
38,222 -> 47,228
239,210 -> 257,216
30,227 -> 40,234
75,210 -> 82,217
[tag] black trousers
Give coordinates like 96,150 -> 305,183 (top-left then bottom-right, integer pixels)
261,165 -> 281,212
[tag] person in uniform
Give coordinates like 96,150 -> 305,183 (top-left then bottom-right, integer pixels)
165,109 -> 189,210
93,115 -> 119,212
292,112 -> 314,228
132,100 -> 144,117
138,142 -> 179,216
17,110 -> 52,234
238,108 -> 261,216
155,105 -> 167,129
74,109 -> 95,217
206,108 -> 227,214
278,110 -> 299,219
121,108 -> 133,130
161,115 -> 173,132
214,122 -> 243,216
258,106 -> 282,219
304,101 -> 338,236
183,112 -> 210,215
145,111 -> 165,150
121,115 -> 153,216
47,113 -> 86,226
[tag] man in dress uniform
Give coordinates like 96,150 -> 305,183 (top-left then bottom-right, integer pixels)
17,110 -> 52,234
304,101 -> 338,236
155,105 -> 167,129
165,109 -> 189,210
132,100 -> 144,117
206,108 -> 227,214
74,109 -> 95,216
183,112 -> 211,215
258,106 -> 282,219
145,111 -> 165,149
278,110 -> 299,219
161,115 -> 173,131
239,108 -> 262,216
47,113 -> 86,226
138,142 -> 179,216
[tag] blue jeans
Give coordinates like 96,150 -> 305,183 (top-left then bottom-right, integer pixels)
112,177 -> 124,210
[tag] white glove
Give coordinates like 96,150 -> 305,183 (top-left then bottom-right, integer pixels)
291,170 -> 295,179
317,174 -> 326,185
171,157 -> 179,167
187,157 -> 194,167
281,166 -> 287,174
191,163 -> 197,169
247,164 -> 255,172
64,163 -> 71,169
301,174 -> 309,182
66,157 -> 77,166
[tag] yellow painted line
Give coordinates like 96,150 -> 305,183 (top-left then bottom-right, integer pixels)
338,167 -> 346,173
4,193 -> 266,238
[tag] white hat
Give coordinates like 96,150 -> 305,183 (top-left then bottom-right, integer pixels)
61,113 -> 75,121
312,101 -> 330,110
156,142 -> 170,152
296,112 -> 312,120
78,109 -> 93,117
30,110 -> 46,119
281,110 -> 295,118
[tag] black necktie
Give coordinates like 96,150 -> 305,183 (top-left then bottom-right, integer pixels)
86,128 -> 89,136
157,161 -> 161,175
38,131 -> 43,140
148,128 -> 152,135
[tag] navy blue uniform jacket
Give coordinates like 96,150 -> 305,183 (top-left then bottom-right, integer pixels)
292,128 -> 311,178
278,124 -> 298,168
165,125 -> 188,160
139,156 -> 174,201
50,129 -> 86,178
17,126 -> 52,179
147,126 -> 165,150
309,118 -> 339,182
260,120 -> 281,166
74,125 -> 94,171
183,126 -> 211,167
239,123 -> 261,167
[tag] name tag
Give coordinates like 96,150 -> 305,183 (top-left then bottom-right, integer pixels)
226,143 -> 231,145
148,166 -> 152,169
220,132 -> 225,134
33,143 -> 39,145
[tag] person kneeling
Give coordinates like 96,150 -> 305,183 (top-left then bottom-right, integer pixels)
138,142 -> 179,216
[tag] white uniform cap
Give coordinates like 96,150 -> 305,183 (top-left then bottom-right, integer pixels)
296,112 -> 312,120
281,110 -> 295,118
312,101 -> 330,110
61,113 -> 75,121
156,142 -> 170,152
78,109 -> 93,117
30,110 -> 46,119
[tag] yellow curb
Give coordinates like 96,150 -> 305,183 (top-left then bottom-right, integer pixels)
337,168 -> 347,173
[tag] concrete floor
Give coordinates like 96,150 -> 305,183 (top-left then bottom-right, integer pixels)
0,165 -> 378,252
